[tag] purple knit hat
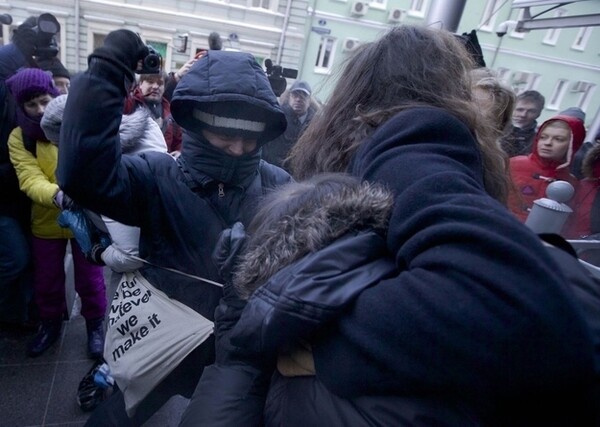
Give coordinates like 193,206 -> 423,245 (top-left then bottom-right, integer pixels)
6,68 -> 60,105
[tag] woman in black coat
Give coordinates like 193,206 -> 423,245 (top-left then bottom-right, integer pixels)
183,25 -> 598,426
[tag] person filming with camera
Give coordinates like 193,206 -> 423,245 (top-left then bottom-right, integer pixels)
57,29 -> 291,425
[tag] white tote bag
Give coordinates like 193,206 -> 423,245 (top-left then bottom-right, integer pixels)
104,270 -> 214,416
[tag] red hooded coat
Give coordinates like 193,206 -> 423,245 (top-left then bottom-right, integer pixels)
508,114 -> 586,222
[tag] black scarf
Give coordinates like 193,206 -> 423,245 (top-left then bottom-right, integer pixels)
180,131 -> 261,187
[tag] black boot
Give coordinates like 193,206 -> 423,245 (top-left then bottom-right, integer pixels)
86,317 -> 105,360
28,319 -> 63,357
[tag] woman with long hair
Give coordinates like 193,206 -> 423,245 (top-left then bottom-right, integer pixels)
183,25 -> 597,426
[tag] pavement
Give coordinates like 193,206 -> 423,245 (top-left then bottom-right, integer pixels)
0,247 -> 187,427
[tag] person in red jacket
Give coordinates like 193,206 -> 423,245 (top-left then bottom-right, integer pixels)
124,72 -> 182,156
508,112 -> 586,222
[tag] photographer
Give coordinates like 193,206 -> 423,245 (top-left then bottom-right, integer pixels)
0,13 -> 61,331
57,29 -> 290,425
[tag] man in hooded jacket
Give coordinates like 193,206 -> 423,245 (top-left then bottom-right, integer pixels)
56,29 -> 290,426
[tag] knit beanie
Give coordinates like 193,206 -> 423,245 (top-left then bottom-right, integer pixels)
41,94 -> 68,144
36,58 -> 71,80
559,107 -> 586,122
6,68 -> 60,105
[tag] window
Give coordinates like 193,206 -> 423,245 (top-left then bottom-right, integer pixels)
510,9 -> 526,39
249,0 -> 278,11
369,0 -> 387,10
575,82 -> 596,112
315,36 -> 336,74
250,0 -> 270,8
479,0 -> 503,32
146,40 -> 167,59
93,33 -> 107,50
511,71 -> 540,94
572,27 -> 592,51
495,67 -> 511,82
542,8 -> 566,45
408,0 -> 428,17
547,79 -> 567,110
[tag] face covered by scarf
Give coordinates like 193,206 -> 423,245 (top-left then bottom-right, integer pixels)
180,130 -> 262,187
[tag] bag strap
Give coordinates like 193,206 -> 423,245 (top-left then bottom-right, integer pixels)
112,244 -> 223,287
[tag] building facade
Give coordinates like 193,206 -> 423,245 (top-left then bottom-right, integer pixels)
1,0 -> 598,129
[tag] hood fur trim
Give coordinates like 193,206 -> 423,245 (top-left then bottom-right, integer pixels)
233,181 -> 393,299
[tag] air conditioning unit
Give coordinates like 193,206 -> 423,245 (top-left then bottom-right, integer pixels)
571,81 -> 592,93
351,1 -> 368,16
342,37 -> 361,52
511,71 -> 531,84
388,8 -> 404,23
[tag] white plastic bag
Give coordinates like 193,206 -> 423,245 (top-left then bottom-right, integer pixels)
104,270 -> 213,416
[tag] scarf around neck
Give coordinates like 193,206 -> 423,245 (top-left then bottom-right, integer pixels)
180,132 -> 261,187
16,108 -> 48,142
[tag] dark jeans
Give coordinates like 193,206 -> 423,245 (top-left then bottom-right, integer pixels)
0,216 -> 32,323
84,335 -> 215,427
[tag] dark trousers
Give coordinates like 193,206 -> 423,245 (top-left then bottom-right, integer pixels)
84,336 -> 216,427
0,216 -> 32,323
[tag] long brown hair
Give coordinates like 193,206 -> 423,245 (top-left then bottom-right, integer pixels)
289,25 -> 510,204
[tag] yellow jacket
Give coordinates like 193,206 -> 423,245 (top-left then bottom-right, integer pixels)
8,127 -> 72,239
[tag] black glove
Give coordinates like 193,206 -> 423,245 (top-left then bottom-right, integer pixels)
212,222 -> 247,284
12,16 -> 37,58
86,243 -> 106,266
89,29 -> 149,80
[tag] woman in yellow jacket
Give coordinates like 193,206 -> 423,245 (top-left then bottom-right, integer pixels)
7,68 -> 106,358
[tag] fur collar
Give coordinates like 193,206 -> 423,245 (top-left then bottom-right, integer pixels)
233,181 -> 393,299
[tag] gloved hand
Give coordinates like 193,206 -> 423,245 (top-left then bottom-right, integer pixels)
89,29 -> 149,79
212,222 -> 247,283
12,16 -> 38,58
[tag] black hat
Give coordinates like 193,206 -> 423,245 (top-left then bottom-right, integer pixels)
36,58 -> 70,80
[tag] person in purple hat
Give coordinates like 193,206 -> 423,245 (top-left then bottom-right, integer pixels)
6,68 -> 107,358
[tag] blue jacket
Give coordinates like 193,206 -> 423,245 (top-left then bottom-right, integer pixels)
57,52 -> 291,319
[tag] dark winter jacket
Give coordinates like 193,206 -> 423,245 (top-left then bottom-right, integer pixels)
564,141 -> 600,239
0,43 -> 31,222
182,107 -> 598,426
500,121 -> 537,157
261,103 -> 317,171
337,107 -> 596,425
57,52 -> 291,321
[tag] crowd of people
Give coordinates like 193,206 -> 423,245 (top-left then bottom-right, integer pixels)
0,13 -> 599,427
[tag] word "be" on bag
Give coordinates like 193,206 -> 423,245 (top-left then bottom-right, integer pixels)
104,270 -> 213,416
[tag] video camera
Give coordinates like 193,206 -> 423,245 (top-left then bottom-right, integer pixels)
32,13 -> 61,59
138,44 -> 162,74
264,58 -> 298,97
